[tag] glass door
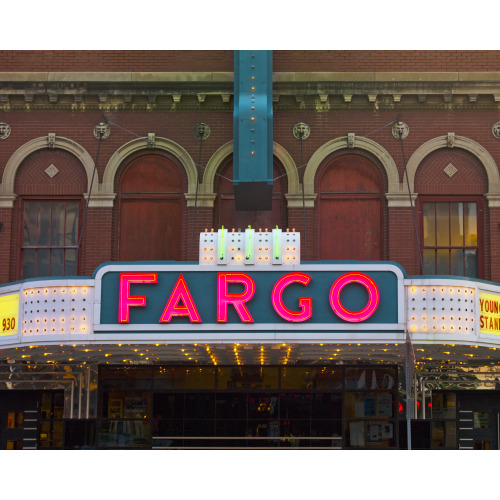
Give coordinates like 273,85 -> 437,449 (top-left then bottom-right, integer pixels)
0,390 -> 40,450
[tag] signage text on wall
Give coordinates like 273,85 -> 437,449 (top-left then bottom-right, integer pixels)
118,271 -> 381,325
93,263 -> 405,336
0,293 -> 19,337
479,292 -> 500,335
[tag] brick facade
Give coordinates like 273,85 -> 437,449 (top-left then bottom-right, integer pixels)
1,50 -> 500,283
2,50 -> 500,72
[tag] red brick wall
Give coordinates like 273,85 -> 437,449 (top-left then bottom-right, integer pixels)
288,207 -> 316,261
80,208 -> 113,277
2,50 -> 500,73
2,100 -> 500,281
389,208 -> 420,275
0,51 -> 234,72
0,208 -> 13,283
274,50 -> 500,72
8,200 -> 20,282
489,208 -> 500,282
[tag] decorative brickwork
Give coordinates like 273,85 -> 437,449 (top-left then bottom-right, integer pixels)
2,51 -> 500,282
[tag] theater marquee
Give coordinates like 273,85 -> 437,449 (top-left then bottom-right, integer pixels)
93,262 -> 406,339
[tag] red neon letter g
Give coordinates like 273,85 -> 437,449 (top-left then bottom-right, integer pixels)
272,272 -> 312,322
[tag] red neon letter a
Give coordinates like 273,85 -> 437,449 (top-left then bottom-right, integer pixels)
159,274 -> 201,323
217,272 -> 255,323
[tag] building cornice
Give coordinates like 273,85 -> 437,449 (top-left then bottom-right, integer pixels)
2,71 -> 500,83
3,72 -> 500,111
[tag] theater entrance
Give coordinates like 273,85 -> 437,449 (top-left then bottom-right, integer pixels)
97,365 -> 399,449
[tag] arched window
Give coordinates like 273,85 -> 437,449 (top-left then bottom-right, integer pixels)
422,200 -> 479,277
214,159 -> 287,231
22,200 -> 80,278
318,154 -> 384,261
416,148 -> 487,278
15,148 -> 86,279
117,154 -> 183,261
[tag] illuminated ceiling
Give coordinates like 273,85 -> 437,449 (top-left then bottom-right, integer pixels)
2,342 -> 500,368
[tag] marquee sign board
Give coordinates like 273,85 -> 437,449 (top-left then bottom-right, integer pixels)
93,262 -> 406,339
479,291 -> 500,335
0,292 -> 19,337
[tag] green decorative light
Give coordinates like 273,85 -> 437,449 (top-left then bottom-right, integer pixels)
275,225 -> 279,260
247,225 -> 252,260
219,226 -> 225,260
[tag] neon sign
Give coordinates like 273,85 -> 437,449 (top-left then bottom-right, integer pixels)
272,272 -> 312,322
329,272 -> 380,323
118,272 -> 157,323
117,271 -> 380,324
159,274 -> 201,323
217,272 -> 256,323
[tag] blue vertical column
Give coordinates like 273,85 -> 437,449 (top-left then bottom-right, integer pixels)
233,50 -> 273,210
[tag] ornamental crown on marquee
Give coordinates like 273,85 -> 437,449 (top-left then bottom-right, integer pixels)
199,227 -> 300,265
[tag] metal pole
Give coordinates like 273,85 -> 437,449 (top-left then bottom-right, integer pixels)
405,346 -> 412,450
78,372 -> 82,419
70,380 -> 74,419
86,365 -> 91,419
414,374 -> 418,420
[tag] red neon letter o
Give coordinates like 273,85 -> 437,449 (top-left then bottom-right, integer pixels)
329,272 -> 379,322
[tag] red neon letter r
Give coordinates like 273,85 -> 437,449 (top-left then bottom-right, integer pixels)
217,272 -> 255,323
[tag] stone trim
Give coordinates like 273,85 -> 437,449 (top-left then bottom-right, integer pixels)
1,136 -> 98,199
3,71 -> 500,84
84,193 -> 116,208
0,71 -> 500,82
184,193 -> 217,208
0,72 -> 234,82
386,193 -> 418,208
101,137 -> 198,205
285,193 -> 317,208
404,135 -> 500,207
0,194 -> 16,208
303,136 -> 401,198
201,141 -> 300,208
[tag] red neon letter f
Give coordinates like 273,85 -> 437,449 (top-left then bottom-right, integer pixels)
118,272 -> 158,323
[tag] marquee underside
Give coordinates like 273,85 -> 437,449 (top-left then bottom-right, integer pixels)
2,341 -> 499,368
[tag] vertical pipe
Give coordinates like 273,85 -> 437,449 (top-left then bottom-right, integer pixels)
413,374 -> 418,420
86,365 -> 91,419
405,351 -> 411,450
70,380 -> 74,419
78,372 -> 82,419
